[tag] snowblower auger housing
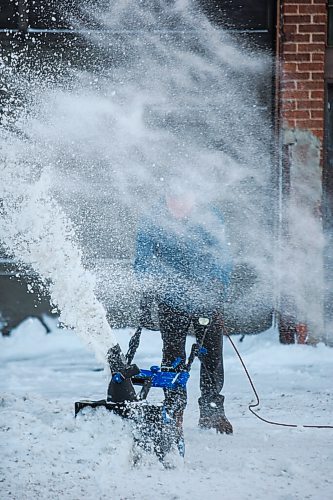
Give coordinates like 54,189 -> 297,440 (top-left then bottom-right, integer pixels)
74,327 -> 196,463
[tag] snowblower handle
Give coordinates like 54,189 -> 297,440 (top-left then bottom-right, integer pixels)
125,326 -> 143,365
185,343 -> 207,372
106,344 -> 139,403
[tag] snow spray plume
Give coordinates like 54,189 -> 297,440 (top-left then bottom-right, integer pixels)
0,0 -> 326,341
0,133 -> 116,360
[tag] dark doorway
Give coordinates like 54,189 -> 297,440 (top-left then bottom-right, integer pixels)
0,1 -> 278,332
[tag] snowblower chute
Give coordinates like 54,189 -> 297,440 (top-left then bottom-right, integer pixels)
75,326 -> 203,463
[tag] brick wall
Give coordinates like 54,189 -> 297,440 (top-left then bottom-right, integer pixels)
280,0 -> 327,142
278,0 -> 328,343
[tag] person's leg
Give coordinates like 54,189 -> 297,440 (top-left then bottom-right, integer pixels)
194,314 -> 224,397
158,302 -> 191,415
193,312 -> 233,434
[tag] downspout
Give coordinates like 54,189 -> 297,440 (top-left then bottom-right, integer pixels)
274,0 -> 283,329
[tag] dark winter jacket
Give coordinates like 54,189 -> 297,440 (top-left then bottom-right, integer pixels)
134,200 -> 233,315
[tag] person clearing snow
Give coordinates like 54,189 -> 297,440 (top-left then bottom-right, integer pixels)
134,181 -> 234,434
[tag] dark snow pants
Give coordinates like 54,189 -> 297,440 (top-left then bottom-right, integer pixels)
158,302 -> 224,414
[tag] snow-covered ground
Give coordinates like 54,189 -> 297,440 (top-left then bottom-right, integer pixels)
1,318 -> 333,500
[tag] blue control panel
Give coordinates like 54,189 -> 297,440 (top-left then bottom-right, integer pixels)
134,367 -> 190,389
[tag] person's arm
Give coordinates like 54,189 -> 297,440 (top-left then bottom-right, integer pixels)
134,220 -> 159,329
208,207 -> 233,295
210,258 -> 233,291
134,223 -> 157,276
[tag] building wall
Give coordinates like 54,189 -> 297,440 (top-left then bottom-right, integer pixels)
0,1 -> 277,334
1,1 -> 330,339
277,0 -> 328,343
280,0 -> 327,141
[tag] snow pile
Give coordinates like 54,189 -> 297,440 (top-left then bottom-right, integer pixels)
1,320 -> 332,499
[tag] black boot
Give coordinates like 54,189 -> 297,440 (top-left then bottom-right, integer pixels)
198,394 -> 233,434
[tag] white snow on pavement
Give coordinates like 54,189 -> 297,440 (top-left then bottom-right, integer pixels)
1,318 -> 333,500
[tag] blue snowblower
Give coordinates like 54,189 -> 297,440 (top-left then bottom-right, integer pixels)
75,326 -> 206,464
